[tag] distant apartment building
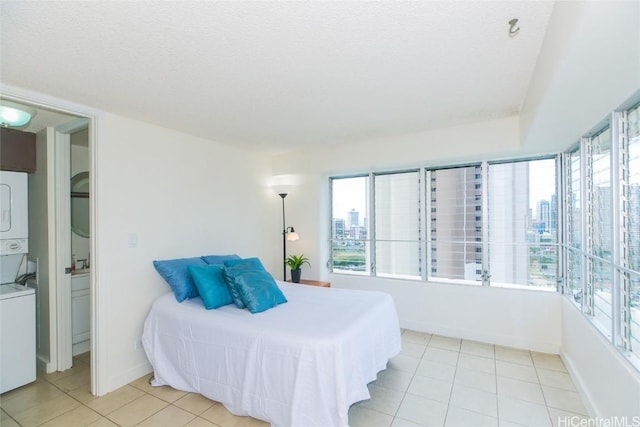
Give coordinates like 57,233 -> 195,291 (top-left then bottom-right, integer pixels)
430,166 -> 483,281
333,218 -> 345,239
347,209 -> 359,229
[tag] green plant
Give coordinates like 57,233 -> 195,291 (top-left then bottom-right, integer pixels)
285,254 -> 310,270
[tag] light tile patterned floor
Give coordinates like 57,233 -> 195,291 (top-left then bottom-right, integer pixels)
0,331 -> 591,426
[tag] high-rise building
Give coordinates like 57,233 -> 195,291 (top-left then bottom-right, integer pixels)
550,194 -> 558,230
333,218 -> 345,239
538,200 -> 550,232
430,166 -> 482,281
347,209 -> 359,229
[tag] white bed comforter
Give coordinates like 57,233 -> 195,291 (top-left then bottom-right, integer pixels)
142,281 -> 401,427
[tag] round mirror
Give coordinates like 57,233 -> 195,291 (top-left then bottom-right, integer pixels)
71,171 -> 90,238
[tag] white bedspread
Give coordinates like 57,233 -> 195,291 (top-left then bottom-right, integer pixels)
142,281 -> 401,427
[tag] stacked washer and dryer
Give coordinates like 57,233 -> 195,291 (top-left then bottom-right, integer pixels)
0,170 -> 36,394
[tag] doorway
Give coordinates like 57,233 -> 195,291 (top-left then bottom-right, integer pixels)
1,95 -> 98,394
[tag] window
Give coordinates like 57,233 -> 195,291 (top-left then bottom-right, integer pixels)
330,176 -> 369,274
330,159 -> 557,288
562,100 -> 640,366
628,104 -> 640,352
374,171 -> 421,279
429,166 -> 482,283
488,159 -> 558,289
567,149 -> 583,308
591,127 -> 613,336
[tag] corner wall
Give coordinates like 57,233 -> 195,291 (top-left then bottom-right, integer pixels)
561,299 -> 640,417
335,275 -> 562,354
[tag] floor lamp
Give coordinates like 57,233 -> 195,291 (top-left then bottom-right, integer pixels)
279,193 -> 299,281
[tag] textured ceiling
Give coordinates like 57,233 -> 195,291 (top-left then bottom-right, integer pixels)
0,1 -> 555,152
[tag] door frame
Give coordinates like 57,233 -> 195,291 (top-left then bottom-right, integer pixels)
54,119 -> 89,372
1,85 -> 103,395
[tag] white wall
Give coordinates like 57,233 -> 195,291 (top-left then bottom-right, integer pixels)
561,299 -> 640,418
273,116 -> 521,176
520,0 -> 640,152
94,113 -> 278,392
338,275 -> 561,353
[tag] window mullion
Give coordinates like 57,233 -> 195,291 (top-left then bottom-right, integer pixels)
558,153 -> 568,294
581,137 -> 594,316
422,168 -> 429,281
481,161 -> 490,286
369,172 -> 376,276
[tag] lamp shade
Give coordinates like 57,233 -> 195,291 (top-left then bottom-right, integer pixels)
287,231 -> 299,241
0,105 -> 35,127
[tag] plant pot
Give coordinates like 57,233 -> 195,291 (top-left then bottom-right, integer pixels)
291,269 -> 301,283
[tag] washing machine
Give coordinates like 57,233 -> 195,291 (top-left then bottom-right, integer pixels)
0,281 -> 36,394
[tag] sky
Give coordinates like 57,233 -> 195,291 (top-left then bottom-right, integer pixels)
528,158 -> 557,214
332,176 -> 367,225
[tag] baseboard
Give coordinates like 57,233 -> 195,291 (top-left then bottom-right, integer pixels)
401,319 -> 561,354
36,354 -> 55,374
107,361 -> 153,393
559,351 -> 596,418
73,340 -> 90,356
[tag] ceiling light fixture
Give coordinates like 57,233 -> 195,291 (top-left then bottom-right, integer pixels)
508,18 -> 520,37
0,103 -> 36,128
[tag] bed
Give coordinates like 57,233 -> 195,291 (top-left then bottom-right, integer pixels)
142,281 -> 401,427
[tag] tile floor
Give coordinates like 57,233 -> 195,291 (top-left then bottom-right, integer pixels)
0,330 -> 591,427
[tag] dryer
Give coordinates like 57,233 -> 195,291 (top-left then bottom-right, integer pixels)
0,170 -> 29,248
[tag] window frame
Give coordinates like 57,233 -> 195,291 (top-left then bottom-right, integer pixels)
329,155 -> 560,289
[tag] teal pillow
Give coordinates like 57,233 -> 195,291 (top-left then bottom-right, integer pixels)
153,257 -> 207,302
225,269 -> 287,314
221,258 -> 266,309
187,264 -> 233,309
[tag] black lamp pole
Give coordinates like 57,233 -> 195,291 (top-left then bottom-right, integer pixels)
280,193 -> 288,281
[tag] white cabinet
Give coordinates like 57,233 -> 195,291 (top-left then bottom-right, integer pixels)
71,272 -> 90,355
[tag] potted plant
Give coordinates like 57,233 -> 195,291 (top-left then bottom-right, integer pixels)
285,254 -> 310,283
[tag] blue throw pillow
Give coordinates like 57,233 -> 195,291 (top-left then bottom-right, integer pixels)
225,269 -> 287,314
153,257 -> 207,302
201,254 -> 241,265
188,264 -> 233,309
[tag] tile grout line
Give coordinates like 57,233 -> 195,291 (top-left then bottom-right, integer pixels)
441,338 -> 462,427
39,364 -> 107,427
